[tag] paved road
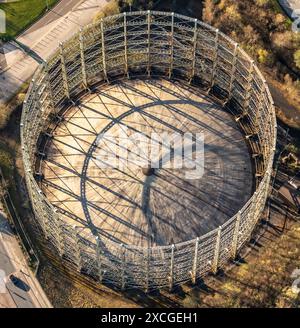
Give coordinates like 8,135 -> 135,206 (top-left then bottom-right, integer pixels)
278,0 -> 300,18
24,0 -> 83,34
0,205 -> 51,308
0,0 -> 108,103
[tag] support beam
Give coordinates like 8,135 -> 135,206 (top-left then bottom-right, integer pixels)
147,10 -> 151,76
189,19 -> 198,83
169,13 -> 175,79
100,19 -> 108,82
32,79 -> 46,123
54,209 -> 64,256
247,191 -> 259,241
59,42 -> 70,99
231,211 -> 241,259
264,169 -> 272,202
124,12 -> 129,78
246,132 -> 257,139
79,28 -> 88,88
37,151 -> 46,158
169,244 -> 175,291
252,152 -> 262,159
31,79 -> 40,108
44,132 -> 53,138
212,226 -> 222,274
43,61 -> 55,111
243,60 -> 255,115
253,189 -> 263,225
235,112 -> 247,122
191,237 -> 199,284
255,81 -> 266,129
210,29 -> 219,89
226,43 -> 238,101
36,189 -> 49,239
95,236 -> 103,283
74,226 -> 83,271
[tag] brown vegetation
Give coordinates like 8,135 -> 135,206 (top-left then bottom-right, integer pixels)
202,0 -> 300,127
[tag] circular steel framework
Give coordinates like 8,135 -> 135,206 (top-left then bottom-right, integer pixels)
21,11 -> 277,291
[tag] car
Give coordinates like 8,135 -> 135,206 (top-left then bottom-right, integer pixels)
9,274 -> 20,286
8,274 -> 30,291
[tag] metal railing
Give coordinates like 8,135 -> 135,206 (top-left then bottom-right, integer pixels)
21,11 -> 277,291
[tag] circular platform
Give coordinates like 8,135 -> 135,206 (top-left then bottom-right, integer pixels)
41,79 -> 253,248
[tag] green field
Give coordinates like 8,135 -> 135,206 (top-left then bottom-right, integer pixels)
0,0 -> 59,39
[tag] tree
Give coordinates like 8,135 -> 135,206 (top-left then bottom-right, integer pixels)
294,49 -> 300,69
257,48 -> 269,64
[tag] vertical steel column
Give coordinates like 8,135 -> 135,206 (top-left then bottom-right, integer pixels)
210,29 -> 219,89
169,244 -> 175,291
32,78 -> 41,111
95,236 -> 103,283
36,189 -> 49,240
59,42 -> 70,99
212,226 -> 222,274
226,43 -> 238,102
169,13 -> 175,79
54,208 -> 65,257
231,211 -> 241,259
121,244 -> 126,290
74,226 -> 83,272
254,189 -> 264,225
79,28 -> 88,88
124,12 -> 129,78
100,19 -> 108,82
255,81 -> 266,158
243,60 -> 254,115
147,10 -> 151,76
248,191 -> 259,239
189,19 -> 198,83
256,81 -> 266,127
31,79 -> 45,142
191,237 -> 199,284
43,61 -> 55,111
265,168 -> 272,202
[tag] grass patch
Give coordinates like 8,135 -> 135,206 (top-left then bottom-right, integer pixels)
0,0 -> 59,40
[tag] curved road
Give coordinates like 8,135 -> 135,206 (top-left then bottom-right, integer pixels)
0,204 -> 51,308
0,0 -> 109,103
278,0 -> 300,19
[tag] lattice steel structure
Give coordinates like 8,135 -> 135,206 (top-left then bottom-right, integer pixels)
21,11 -> 277,291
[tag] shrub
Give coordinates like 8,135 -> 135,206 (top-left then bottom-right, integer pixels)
243,25 -> 260,46
257,48 -> 270,64
272,31 -> 293,49
203,0 -> 216,24
225,4 -> 241,21
255,0 -> 269,6
294,49 -> 300,69
283,74 -> 300,101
